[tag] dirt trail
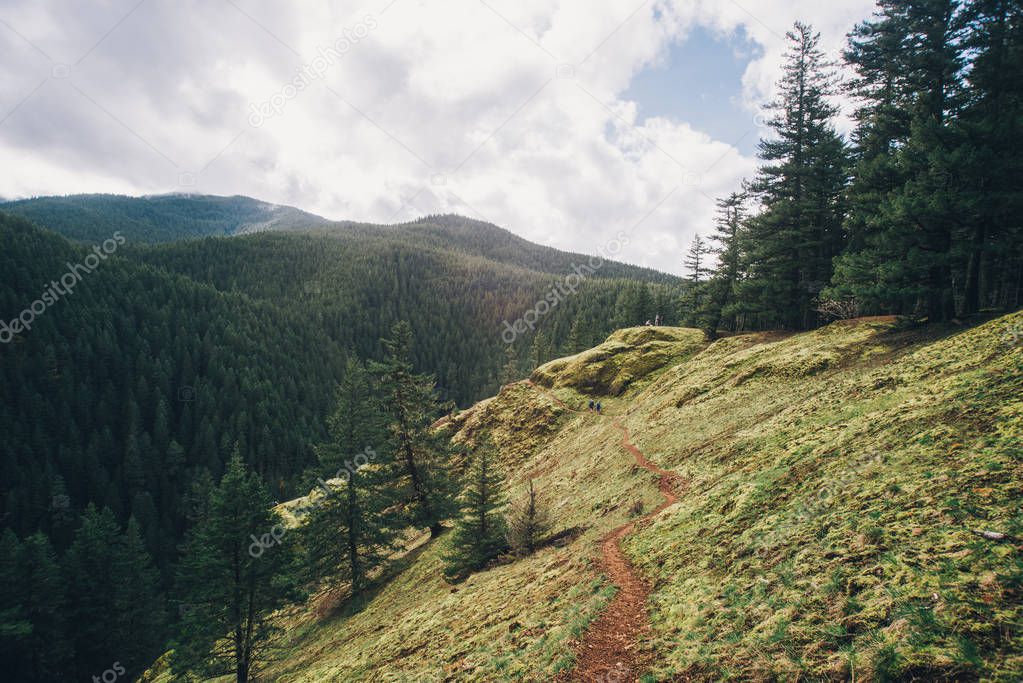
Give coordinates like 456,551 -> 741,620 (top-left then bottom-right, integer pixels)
525,382 -> 683,682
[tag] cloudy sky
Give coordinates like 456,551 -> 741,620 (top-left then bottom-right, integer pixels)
0,0 -> 875,275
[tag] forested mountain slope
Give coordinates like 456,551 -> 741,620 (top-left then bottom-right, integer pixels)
2,194 -> 674,285
131,229 -> 680,406
0,212 -> 341,554
162,313 -> 1022,681
0,193 -> 328,243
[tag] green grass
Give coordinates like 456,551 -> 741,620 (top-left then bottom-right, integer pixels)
623,314 -> 1023,681
144,317 -> 1023,681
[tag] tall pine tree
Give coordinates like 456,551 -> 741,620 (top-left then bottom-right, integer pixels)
700,192 -> 749,337
958,0 -> 1023,312
374,321 -> 456,537
302,358 -> 397,594
743,22 -> 849,329
829,1 -> 968,321
443,437 -> 508,580
171,452 -> 303,683
683,234 -> 711,326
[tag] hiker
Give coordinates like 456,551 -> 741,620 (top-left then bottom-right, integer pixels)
588,400 -> 594,411
655,314 -> 662,326
645,319 -> 652,326
596,402 -> 602,414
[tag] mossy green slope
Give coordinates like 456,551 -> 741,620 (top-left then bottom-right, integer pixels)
146,316 -> 1022,681
621,313 -> 1023,681
531,326 -> 706,396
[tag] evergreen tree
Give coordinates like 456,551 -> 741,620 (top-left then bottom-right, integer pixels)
183,468 -> 215,526
373,321 -> 457,537
828,4 -> 914,311
957,0 -> 1023,313
0,530 -> 32,677
700,192 -> 749,338
684,234 -> 710,285
828,1 -> 968,321
443,437 -> 508,580
500,344 -> 521,385
64,505 -> 124,678
171,452 -> 304,683
506,479 -> 552,557
62,507 -> 164,679
302,359 -> 397,594
743,22 -> 849,329
683,234 -> 711,326
530,328 -> 554,369
113,517 -> 166,678
615,282 -> 654,326
566,316 -> 588,354
19,533 -> 71,682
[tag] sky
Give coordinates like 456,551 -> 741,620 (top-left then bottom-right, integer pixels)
0,0 -> 876,275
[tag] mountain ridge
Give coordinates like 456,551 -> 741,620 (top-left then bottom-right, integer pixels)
1,194 -> 676,284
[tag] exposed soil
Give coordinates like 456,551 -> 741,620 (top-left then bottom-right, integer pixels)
525,382 -> 684,682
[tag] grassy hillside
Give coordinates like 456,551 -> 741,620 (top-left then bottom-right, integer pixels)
624,314 -> 1023,680
146,312 -> 1021,681
147,380 -> 664,681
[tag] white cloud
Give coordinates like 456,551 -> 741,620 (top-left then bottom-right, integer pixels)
0,0 -> 876,274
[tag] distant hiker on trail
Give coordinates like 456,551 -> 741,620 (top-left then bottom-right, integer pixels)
655,314 -> 662,326
645,319 -> 652,326
596,402 -> 602,414
588,400 -> 595,411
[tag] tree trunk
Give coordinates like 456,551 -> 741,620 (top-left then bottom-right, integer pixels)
962,223 -> 986,316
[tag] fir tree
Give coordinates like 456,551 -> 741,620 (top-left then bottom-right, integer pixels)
443,437 -> 508,580
827,3 -> 913,313
113,517 -> 166,678
171,452 -> 304,683
19,533 -> 71,682
506,479 -> 552,557
64,505 -> 124,678
744,22 -> 849,329
500,344 -> 521,385
828,1 -> 968,321
374,321 -> 457,537
567,316 -> 588,354
530,328 -> 554,369
302,359 -> 397,594
683,234 -> 711,326
700,192 -> 749,338
957,0 -> 1023,313
0,530 -> 32,677
684,234 -> 709,285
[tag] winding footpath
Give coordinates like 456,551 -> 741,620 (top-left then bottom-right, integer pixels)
525,381 -> 684,682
